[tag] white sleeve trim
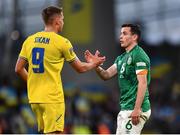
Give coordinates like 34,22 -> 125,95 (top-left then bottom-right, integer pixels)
136,62 -> 146,67
113,63 -> 117,69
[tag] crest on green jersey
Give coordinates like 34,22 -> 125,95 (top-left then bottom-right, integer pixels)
127,56 -> 132,65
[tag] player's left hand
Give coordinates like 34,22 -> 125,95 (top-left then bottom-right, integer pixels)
130,109 -> 141,125
84,50 -> 94,63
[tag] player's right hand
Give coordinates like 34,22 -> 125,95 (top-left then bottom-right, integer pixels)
84,50 -> 106,66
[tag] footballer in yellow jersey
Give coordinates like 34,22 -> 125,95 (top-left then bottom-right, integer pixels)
15,6 -> 105,134
19,32 -> 76,103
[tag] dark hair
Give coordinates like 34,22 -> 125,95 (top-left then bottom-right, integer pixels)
121,23 -> 141,42
41,6 -> 63,25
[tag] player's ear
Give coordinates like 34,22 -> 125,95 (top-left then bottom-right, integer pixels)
133,34 -> 138,41
54,17 -> 60,25
52,16 -> 59,26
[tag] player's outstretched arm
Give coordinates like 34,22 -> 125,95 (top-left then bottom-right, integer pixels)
95,65 -> 117,80
84,50 -> 117,80
15,57 -> 28,82
70,51 -> 105,73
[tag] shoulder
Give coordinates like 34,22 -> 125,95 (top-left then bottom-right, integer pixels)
26,32 -> 40,41
114,52 -> 125,63
131,46 -> 150,67
116,53 -> 124,60
55,34 -> 72,47
119,52 -> 126,59
133,46 -> 150,60
23,34 -> 35,44
54,34 -> 69,42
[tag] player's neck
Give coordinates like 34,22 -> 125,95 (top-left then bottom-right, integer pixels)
125,42 -> 137,52
44,26 -> 58,33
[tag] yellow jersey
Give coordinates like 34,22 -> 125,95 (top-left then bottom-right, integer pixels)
19,32 -> 76,103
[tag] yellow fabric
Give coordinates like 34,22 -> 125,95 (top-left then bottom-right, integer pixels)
31,103 -> 65,133
19,32 -> 76,103
63,0 -> 93,44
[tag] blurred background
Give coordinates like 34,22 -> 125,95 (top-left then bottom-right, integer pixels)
0,0 -> 180,134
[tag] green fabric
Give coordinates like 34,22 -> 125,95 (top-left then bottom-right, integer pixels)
114,45 -> 151,112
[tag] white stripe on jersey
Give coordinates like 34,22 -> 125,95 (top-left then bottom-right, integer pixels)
136,62 -> 146,66
114,63 -> 117,69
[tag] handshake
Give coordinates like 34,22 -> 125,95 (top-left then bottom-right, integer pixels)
84,50 -> 106,67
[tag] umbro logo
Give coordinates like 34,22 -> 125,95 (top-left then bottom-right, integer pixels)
56,114 -> 62,122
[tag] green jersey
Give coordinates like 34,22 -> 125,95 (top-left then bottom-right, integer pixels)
114,45 -> 151,112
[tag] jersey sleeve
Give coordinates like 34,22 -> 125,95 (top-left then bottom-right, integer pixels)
134,52 -> 150,75
19,38 -> 28,61
114,56 -> 121,65
62,39 -> 76,62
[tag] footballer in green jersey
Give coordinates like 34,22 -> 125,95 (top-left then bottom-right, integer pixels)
85,23 -> 151,134
114,45 -> 151,112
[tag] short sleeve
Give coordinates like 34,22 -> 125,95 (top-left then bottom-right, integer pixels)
134,52 -> 150,74
62,39 -> 76,62
19,38 -> 28,61
114,56 -> 121,65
